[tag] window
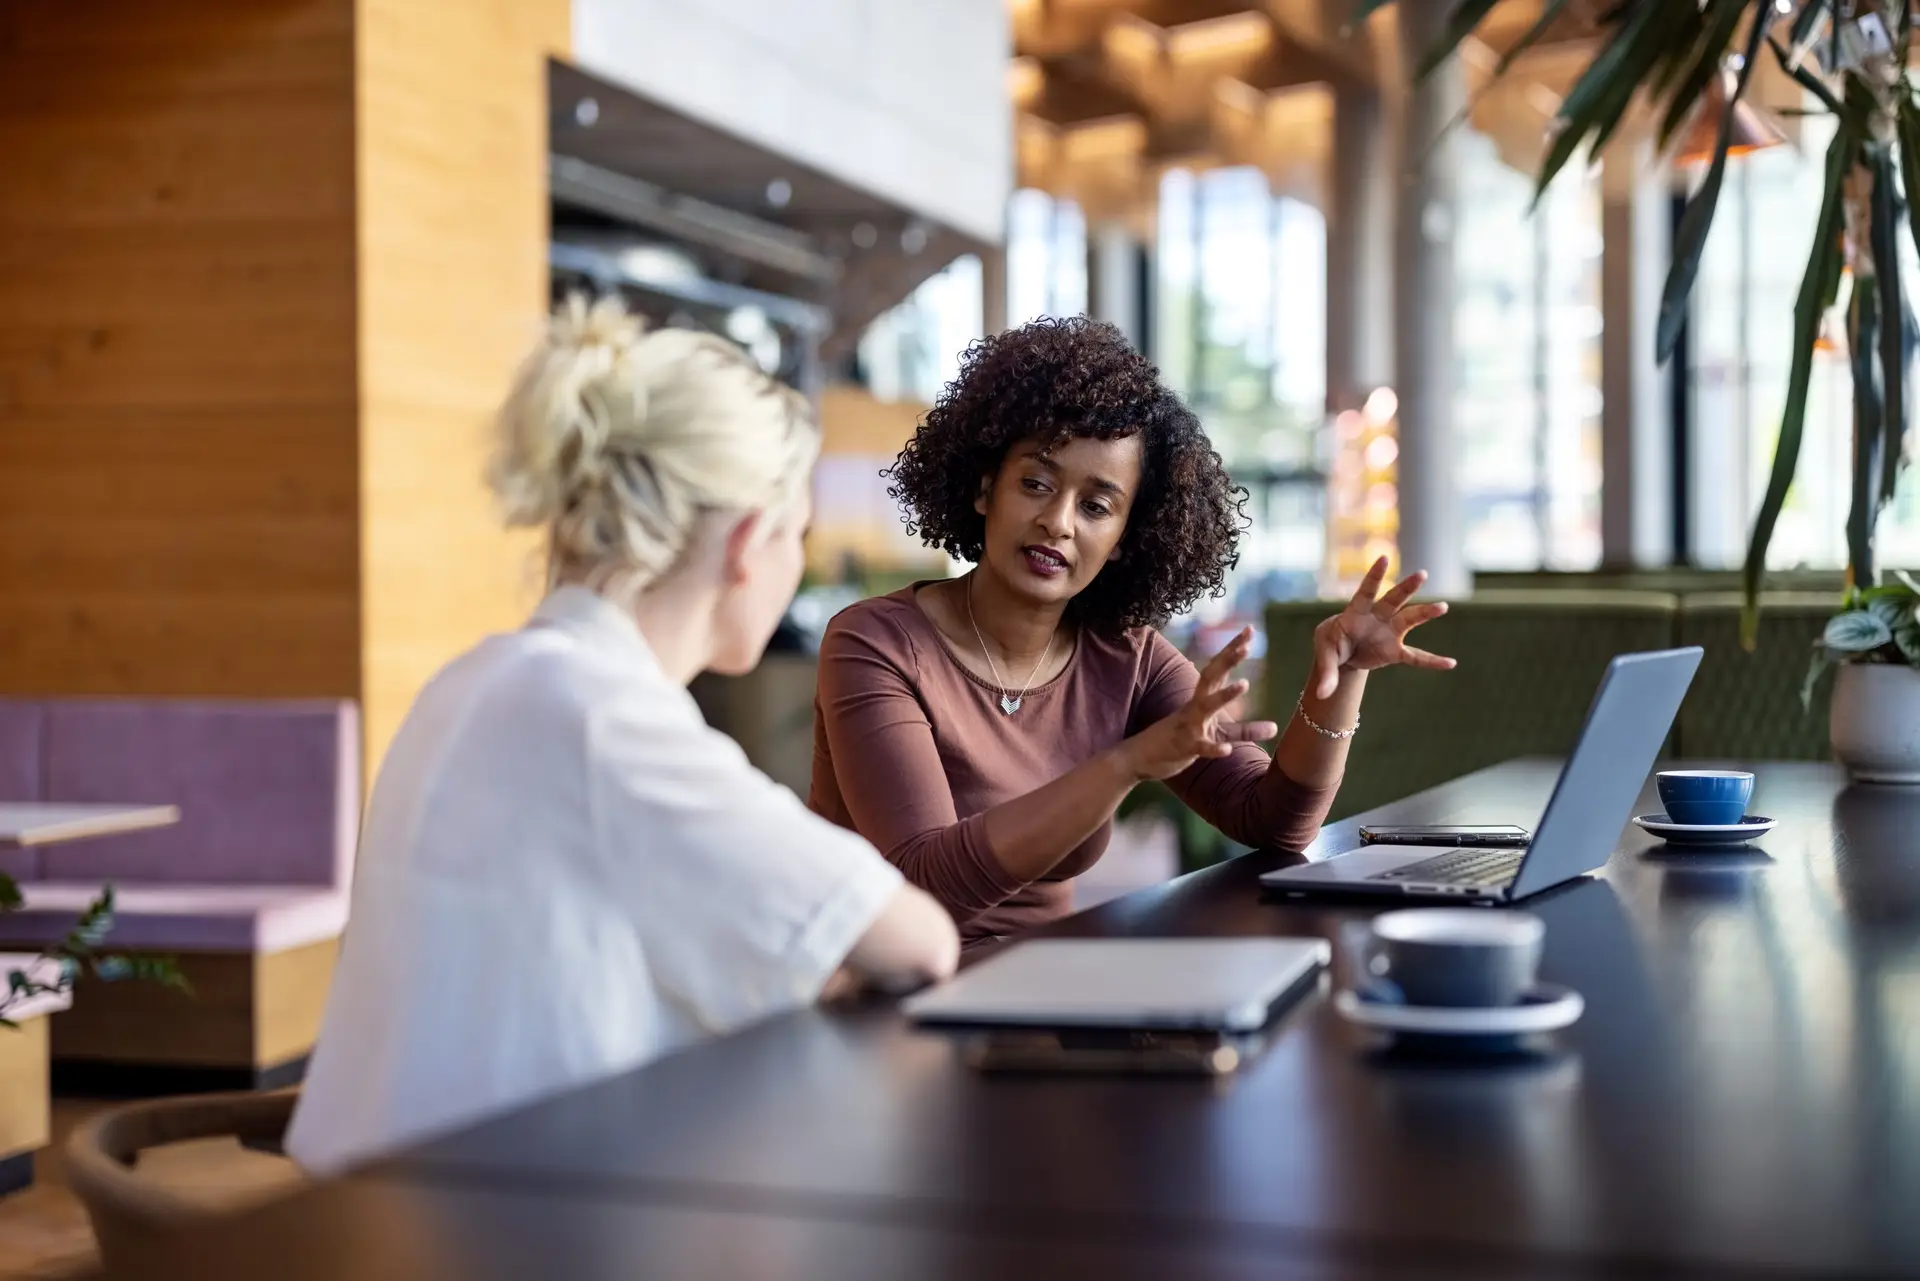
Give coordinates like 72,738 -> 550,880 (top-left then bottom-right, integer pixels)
1689,114 -> 1920,572
856,255 -> 983,406
1156,167 -> 1329,616
1007,188 -> 1087,324
1453,129 -> 1605,571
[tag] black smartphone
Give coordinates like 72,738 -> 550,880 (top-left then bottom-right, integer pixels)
1357,824 -> 1531,847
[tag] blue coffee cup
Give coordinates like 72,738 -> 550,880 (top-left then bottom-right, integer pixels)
1656,770 -> 1754,826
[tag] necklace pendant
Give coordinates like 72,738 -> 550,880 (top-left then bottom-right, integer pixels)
999,694 -> 1022,715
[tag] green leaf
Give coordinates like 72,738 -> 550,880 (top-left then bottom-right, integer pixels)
1790,0 -> 1833,52
1872,150 -> 1907,509
0,874 -> 19,913
1866,590 -> 1912,632
1848,266 -> 1885,588
1768,35 -> 1847,117
1534,1 -> 1687,202
1895,617 -> 1920,665
1657,5 -> 1780,363
1824,609 -> 1894,651
1894,568 -> 1920,594
1803,643 -> 1836,712
1491,0 -> 1579,78
1658,0 -> 1750,149
1743,118 -> 1855,648
1414,0 -> 1503,80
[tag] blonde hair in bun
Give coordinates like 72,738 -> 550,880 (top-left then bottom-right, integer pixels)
488,295 -> 817,598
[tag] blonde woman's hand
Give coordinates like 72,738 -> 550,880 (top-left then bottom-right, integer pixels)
1116,627 -> 1280,783
1309,557 -> 1457,699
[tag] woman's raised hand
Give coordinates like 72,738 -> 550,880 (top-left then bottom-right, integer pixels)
1309,556 -> 1456,699
1116,627 -> 1279,783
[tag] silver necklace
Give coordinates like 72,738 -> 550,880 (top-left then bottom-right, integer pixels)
965,576 -> 1056,715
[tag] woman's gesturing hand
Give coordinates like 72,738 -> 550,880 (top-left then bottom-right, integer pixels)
1309,556 -> 1457,699
1116,627 -> 1279,783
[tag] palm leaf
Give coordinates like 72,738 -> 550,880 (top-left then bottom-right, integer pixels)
1658,0 -> 1750,149
1848,265 -> 1885,588
1743,121 -> 1856,648
1900,99 -> 1920,261
1787,0 -> 1833,66
1414,0 -> 1504,80
1534,1 -> 1692,202
1491,0 -> 1579,77
1770,35 -> 1848,117
1871,149 -> 1907,507
1648,1 -> 1710,99
1656,4 -> 1779,363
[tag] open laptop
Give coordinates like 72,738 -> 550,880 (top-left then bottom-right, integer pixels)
1259,646 -> 1703,904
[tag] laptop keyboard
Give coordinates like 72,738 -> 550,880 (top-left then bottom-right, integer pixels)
1370,845 -> 1526,889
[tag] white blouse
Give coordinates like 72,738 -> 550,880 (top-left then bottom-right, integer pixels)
286,588 -> 902,1175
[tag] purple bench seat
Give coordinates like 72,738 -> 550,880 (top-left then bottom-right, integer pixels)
0,696 -> 360,1085
3,884 -> 347,953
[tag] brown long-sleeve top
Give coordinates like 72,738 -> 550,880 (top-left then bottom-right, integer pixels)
807,587 -> 1339,945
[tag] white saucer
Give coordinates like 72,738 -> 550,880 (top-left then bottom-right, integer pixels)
1632,813 -> 1777,847
1333,983 -> 1584,1037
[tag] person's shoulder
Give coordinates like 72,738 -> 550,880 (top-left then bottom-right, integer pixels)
823,587 -> 927,658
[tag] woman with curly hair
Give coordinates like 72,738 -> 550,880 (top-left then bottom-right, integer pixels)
809,316 -> 1453,946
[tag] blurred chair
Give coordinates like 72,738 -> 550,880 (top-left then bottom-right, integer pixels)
1264,592 -> 1681,822
1676,592 -> 1835,761
65,1087 -> 301,1272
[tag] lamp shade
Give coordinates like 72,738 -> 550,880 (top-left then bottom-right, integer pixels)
1676,69 -> 1787,165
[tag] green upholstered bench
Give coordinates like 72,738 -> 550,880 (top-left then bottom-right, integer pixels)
1676,592 -> 1836,761
1475,569 -> 1845,596
1263,591 -> 1681,822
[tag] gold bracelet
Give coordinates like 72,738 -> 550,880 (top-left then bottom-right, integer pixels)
1296,694 -> 1358,740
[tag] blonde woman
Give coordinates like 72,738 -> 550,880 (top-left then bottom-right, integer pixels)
287,298 -> 958,1175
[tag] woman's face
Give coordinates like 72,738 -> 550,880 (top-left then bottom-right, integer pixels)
709,487 -> 812,676
976,434 -> 1143,610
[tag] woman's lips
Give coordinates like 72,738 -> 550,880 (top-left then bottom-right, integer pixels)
1022,546 -> 1069,577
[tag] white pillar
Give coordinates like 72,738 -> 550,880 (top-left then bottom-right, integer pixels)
981,243 -> 1008,337
1086,223 -> 1145,351
1326,84 -> 1393,415
1392,4 -> 1468,595
1599,141 -> 1675,568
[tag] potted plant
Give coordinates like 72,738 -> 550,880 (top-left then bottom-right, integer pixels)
1364,0 -> 1920,767
1805,570 -> 1920,780
0,878 -> 184,1028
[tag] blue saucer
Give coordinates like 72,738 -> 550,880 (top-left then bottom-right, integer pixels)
1632,813 -> 1776,848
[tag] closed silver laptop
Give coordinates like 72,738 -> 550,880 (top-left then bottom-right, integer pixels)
1260,647 -> 1703,903
902,937 -> 1331,1033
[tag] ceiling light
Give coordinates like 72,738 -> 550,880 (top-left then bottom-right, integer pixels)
1675,68 -> 1786,166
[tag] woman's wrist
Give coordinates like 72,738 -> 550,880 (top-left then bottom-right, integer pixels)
1104,741 -> 1148,788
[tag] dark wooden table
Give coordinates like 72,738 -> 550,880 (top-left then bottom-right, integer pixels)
113,762 -> 1920,1279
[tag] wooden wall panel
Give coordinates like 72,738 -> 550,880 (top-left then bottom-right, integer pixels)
0,0 -> 362,699
355,0 -> 567,772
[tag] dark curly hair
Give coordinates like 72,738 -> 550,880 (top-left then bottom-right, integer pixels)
885,315 -> 1247,636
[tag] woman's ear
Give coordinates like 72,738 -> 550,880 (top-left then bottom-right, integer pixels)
721,510 -> 767,587
973,475 -> 992,518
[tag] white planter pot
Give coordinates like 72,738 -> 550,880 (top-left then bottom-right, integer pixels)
1829,663 -> 1920,785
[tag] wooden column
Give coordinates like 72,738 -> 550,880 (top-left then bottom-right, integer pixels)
0,0 -> 568,776
355,0 -> 568,768
0,0 -> 362,699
